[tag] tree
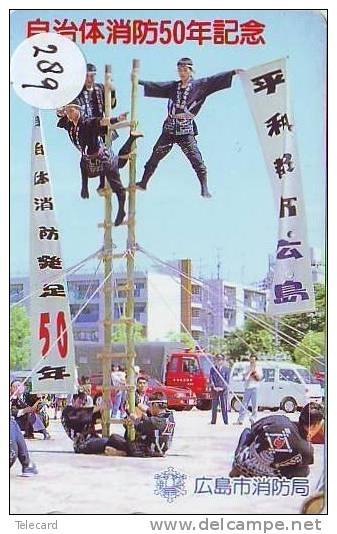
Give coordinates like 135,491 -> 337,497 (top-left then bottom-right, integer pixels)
208,336 -> 228,354
112,318 -> 146,343
10,306 -> 31,370
278,284 -> 325,357
222,321 -> 279,361
293,331 -> 325,370
205,284 -> 326,365
166,331 -> 195,349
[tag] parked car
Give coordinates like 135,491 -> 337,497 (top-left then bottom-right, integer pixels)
229,361 -> 323,413
90,373 -> 197,411
146,377 -> 197,411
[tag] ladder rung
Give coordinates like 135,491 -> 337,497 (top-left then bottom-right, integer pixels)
96,188 -> 111,198
98,252 -> 127,260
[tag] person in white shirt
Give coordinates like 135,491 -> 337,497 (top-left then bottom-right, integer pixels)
235,355 -> 263,424
111,365 -> 126,418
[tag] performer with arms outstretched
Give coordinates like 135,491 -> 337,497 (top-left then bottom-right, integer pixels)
136,58 -> 242,198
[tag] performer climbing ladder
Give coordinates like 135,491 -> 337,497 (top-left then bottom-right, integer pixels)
56,101 -> 143,226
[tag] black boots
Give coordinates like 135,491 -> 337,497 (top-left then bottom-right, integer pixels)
199,174 -> 212,198
114,189 -> 126,226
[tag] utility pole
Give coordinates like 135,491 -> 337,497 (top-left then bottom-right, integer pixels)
125,59 -> 140,441
100,64 -> 113,438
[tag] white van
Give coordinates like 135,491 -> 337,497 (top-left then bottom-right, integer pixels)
229,361 -> 323,413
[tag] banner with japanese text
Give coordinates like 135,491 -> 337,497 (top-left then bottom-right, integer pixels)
30,109 -> 77,393
240,58 -> 316,315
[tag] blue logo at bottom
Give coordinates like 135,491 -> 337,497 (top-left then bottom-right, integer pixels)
154,466 -> 187,503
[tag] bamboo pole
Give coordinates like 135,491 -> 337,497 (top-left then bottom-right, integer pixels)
125,59 -> 140,441
101,64 -> 113,438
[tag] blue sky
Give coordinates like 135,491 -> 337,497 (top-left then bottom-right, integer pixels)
10,9 -> 326,283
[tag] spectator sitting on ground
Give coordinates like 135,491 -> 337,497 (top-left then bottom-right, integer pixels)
10,380 -> 50,440
229,402 -> 324,479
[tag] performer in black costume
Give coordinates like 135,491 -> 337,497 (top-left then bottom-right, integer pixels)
136,58 -> 242,197
57,102 -> 142,226
61,393 -> 175,458
76,63 -> 119,144
229,402 -> 324,479
76,63 -> 117,118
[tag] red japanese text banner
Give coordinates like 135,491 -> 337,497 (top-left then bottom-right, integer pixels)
239,58 -> 316,315
30,110 -> 77,393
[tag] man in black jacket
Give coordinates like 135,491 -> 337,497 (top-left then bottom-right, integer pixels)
61,393 -> 175,458
136,58 -> 242,197
57,102 -> 143,226
230,402 -> 324,479
76,63 -> 117,118
108,392 -> 175,457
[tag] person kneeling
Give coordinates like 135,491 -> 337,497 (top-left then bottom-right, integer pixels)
107,392 -> 176,458
229,402 -> 324,479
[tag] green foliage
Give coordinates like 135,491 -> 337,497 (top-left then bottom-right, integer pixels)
208,284 -> 326,367
10,306 -> 31,370
208,336 -> 227,354
221,320 -> 278,361
166,331 -> 195,349
112,318 -> 146,343
293,331 -> 325,370
277,284 -> 325,356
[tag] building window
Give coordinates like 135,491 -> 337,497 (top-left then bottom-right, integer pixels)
223,308 -> 236,327
223,286 -> 236,307
73,328 -> 99,342
192,308 -> 200,318
191,330 -> 201,341
135,282 -> 145,290
244,290 -> 266,311
134,303 -> 146,322
192,285 -> 201,295
70,303 -> 99,323
114,304 -> 124,320
68,280 -> 99,301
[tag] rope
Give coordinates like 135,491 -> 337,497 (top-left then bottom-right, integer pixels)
137,245 -> 324,365
10,263 -> 112,400
144,259 -> 322,422
138,245 -> 325,367
10,248 -> 103,308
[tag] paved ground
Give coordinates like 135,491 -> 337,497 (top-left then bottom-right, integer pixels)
10,409 -> 323,515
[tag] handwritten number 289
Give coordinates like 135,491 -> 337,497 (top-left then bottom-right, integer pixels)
21,45 -> 64,91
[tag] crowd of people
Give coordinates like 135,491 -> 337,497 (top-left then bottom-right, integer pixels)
10,364 -> 324,484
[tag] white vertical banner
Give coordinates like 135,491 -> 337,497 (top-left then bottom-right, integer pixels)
30,109 -> 76,393
240,58 -> 315,315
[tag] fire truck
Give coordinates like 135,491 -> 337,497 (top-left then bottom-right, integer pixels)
89,342 -> 214,410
